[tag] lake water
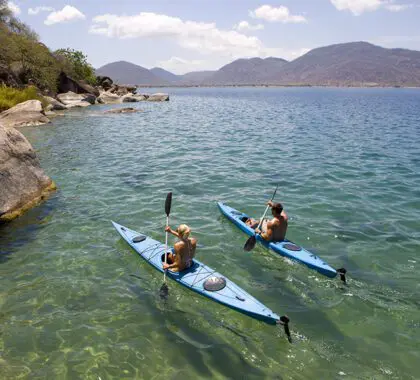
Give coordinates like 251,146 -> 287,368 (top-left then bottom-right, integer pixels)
1,87 -> 419,379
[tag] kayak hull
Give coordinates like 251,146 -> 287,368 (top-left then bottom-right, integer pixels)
217,203 -> 337,278
112,221 -> 281,324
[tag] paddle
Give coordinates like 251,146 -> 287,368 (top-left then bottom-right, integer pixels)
160,192 -> 172,298
244,185 -> 279,252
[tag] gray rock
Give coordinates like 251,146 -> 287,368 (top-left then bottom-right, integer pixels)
122,94 -> 146,102
58,72 -> 100,97
44,96 -> 67,111
65,101 -> 91,108
97,91 -> 121,104
57,91 -> 85,105
0,100 -> 50,128
57,92 -> 94,107
96,76 -> 113,91
0,123 -> 56,222
148,93 -> 169,101
104,107 -> 142,114
82,93 -> 96,105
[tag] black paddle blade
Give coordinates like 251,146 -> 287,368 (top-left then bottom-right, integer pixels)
336,268 -> 347,283
159,282 -> 169,299
165,192 -> 172,217
244,235 -> 257,252
279,315 -> 292,343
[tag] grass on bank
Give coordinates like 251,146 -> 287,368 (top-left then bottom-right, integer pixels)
0,86 -> 45,112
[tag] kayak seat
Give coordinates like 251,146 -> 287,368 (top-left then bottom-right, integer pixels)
240,216 -> 249,223
160,253 -> 198,274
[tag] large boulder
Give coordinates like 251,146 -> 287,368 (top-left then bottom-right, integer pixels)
0,123 -> 56,222
56,92 -> 92,108
96,76 -> 113,91
81,93 -> 96,105
108,85 -> 135,96
58,72 -> 100,97
147,93 -> 169,101
0,100 -> 50,128
122,94 -> 146,102
97,91 -> 121,104
44,96 -> 67,111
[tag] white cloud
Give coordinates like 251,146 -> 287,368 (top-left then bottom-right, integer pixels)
384,3 -> 413,11
44,5 -> 85,26
29,6 -> 55,16
249,5 -> 307,23
330,0 -> 413,15
234,21 -> 264,32
90,11 -> 310,73
7,1 -> 20,15
90,12 -> 264,56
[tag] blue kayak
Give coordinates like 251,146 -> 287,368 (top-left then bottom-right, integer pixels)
218,202 -> 343,279
111,221 -> 282,325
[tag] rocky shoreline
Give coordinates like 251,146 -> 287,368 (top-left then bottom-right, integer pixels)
0,76 -> 169,223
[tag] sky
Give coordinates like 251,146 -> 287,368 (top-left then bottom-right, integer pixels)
6,0 -> 420,74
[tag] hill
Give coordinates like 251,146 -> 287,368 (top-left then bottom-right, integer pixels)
96,61 -> 168,86
264,42 -> 420,86
203,57 -> 288,85
178,70 -> 216,85
150,67 -> 181,82
95,42 -> 420,87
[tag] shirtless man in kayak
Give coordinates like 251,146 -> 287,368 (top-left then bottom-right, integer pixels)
246,202 -> 288,242
163,224 -> 197,272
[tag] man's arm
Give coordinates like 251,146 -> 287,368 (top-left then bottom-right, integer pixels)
259,220 -> 273,241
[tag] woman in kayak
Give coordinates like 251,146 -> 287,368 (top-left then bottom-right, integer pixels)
246,202 -> 288,242
163,224 -> 197,272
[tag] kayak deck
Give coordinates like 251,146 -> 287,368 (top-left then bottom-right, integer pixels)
217,202 -> 338,278
112,221 -> 281,324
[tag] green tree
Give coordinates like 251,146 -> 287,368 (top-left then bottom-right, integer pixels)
55,48 -> 97,85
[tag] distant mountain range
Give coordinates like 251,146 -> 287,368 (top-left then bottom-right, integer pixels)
96,42 -> 420,87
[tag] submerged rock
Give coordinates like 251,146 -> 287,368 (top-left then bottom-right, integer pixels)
104,107 -> 142,114
148,93 -> 169,101
0,123 -> 56,222
0,100 -> 50,128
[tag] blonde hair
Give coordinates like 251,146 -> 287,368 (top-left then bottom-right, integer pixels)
177,224 -> 191,239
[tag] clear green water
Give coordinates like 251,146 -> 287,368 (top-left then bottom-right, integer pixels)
1,88 -> 419,379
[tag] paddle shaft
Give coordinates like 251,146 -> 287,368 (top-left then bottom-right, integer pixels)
163,192 -> 172,284
256,185 -> 279,231
164,215 -> 169,282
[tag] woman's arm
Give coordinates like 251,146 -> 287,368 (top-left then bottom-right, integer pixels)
165,226 -> 180,238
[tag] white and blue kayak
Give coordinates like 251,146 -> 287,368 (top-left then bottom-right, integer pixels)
217,203 -> 346,281
112,221 -> 285,325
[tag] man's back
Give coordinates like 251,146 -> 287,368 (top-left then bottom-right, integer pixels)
263,211 -> 288,242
